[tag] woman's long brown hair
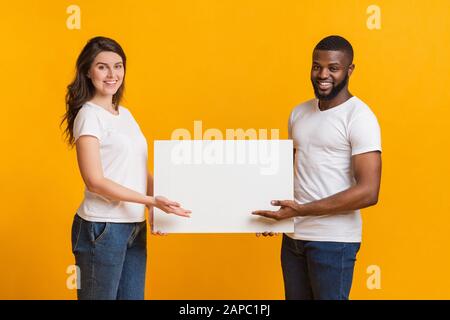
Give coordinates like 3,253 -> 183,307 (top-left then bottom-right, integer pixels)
61,36 -> 126,147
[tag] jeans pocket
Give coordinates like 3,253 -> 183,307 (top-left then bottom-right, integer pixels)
343,242 -> 361,263
71,214 -> 82,253
90,221 -> 110,244
133,221 -> 147,247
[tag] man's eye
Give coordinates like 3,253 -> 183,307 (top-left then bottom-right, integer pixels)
312,66 -> 320,71
330,67 -> 338,72
98,66 -> 105,70
115,65 -> 122,69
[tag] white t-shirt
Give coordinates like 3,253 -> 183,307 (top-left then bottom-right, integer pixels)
288,96 -> 381,242
73,101 -> 148,223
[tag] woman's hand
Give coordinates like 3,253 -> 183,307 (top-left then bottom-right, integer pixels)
146,196 -> 191,236
148,196 -> 192,217
256,232 -> 279,237
147,206 -> 167,236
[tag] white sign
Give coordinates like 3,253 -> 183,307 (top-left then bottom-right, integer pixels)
153,140 -> 294,233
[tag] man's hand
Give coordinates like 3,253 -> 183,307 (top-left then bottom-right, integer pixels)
252,200 -> 299,220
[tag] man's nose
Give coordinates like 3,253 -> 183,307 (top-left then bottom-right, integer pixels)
318,68 -> 329,79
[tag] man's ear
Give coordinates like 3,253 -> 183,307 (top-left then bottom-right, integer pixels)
348,64 -> 355,77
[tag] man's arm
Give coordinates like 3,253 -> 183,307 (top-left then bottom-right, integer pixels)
295,151 -> 381,216
253,151 -> 381,219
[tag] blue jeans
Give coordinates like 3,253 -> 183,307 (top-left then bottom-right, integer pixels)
71,214 -> 147,300
281,234 -> 360,300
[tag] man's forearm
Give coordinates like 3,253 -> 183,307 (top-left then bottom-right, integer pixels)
295,185 -> 378,216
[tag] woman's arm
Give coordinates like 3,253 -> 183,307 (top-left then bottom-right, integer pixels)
76,135 -> 153,205
76,136 -> 190,217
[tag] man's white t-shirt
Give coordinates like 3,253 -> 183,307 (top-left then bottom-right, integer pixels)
288,96 -> 381,242
73,101 -> 148,223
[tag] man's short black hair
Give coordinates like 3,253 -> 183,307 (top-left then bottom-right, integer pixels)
314,35 -> 354,63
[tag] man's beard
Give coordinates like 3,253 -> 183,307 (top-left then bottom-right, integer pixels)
312,74 -> 349,101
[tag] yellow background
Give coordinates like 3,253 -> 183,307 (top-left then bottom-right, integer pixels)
1,0 -> 449,299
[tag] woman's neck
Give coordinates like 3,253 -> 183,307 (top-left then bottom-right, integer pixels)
90,95 -> 116,112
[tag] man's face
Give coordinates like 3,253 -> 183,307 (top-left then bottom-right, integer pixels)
311,50 -> 354,101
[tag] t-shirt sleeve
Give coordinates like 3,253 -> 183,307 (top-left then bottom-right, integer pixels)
349,109 -> 382,156
73,108 -> 103,142
288,108 -> 295,140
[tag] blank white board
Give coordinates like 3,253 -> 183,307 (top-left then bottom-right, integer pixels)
153,140 -> 294,233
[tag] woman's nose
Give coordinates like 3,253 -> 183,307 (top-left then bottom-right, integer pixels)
106,67 -> 114,78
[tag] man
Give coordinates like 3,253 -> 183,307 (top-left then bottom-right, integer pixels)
253,35 -> 382,300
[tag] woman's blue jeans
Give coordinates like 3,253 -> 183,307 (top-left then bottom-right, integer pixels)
71,214 -> 147,300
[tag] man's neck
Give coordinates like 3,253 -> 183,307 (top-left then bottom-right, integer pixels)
318,90 -> 353,111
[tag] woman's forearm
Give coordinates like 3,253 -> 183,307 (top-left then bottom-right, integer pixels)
89,177 -> 155,206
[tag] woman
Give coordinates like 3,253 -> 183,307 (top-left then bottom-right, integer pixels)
61,36 -> 190,300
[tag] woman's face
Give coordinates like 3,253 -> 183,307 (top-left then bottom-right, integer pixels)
87,51 -> 124,98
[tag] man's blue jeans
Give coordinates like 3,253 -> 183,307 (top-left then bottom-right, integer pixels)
281,234 -> 360,300
71,214 -> 147,300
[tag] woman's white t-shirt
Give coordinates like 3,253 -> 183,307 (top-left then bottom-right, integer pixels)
73,101 -> 148,223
